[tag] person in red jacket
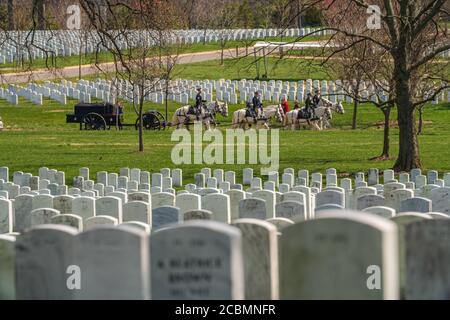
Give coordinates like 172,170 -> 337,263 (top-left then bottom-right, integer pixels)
281,97 -> 290,114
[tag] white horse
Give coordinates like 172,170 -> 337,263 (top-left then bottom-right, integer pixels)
203,101 -> 229,127
315,98 -> 345,129
283,107 -> 332,131
232,108 -> 270,129
263,105 -> 284,123
172,101 -> 228,130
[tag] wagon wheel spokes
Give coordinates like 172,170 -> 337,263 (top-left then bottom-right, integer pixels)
144,114 -> 161,130
135,113 -> 163,130
82,113 -> 106,131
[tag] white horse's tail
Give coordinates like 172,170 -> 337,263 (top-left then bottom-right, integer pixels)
283,111 -> 292,128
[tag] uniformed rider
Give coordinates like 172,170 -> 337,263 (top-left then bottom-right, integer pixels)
252,91 -> 263,118
194,87 -> 204,120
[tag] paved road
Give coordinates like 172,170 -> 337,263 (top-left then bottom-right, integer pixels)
0,48 -> 247,84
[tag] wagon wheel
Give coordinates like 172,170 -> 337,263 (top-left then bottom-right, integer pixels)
82,113 -> 106,131
155,111 -> 167,130
135,113 -> 161,130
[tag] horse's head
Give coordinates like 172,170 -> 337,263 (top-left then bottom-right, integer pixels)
337,101 -> 345,114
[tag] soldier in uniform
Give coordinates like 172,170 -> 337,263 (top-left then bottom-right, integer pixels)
305,93 -> 314,115
252,91 -> 263,119
313,89 -> 321,107
194,87 -> 204,120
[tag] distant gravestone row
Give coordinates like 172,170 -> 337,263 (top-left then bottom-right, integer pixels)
1,166 -> 450,299
3,77 -> 449,107
2,27 -> 448,67
0,28 -> 332,65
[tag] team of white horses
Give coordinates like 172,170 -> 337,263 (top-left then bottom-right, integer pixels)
171,97 -> 345,130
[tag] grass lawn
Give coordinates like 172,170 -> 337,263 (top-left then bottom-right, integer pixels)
173,57 -> 329,81
68,57 -> 330,83
0,93 -> 449,185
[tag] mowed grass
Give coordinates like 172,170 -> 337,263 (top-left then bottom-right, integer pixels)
174,57 -> 328,81
70,57 -> 330,83
1,94 -> 450,185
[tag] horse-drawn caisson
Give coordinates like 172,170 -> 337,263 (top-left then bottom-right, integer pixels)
65,91 -> 343,132
66,102 -> 166,131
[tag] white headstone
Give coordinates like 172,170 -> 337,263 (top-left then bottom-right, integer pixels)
15,225 -> 77,299
150,221 -> 244,300
74,226 -> 149,299
280,211 -> 399,299
123,201 -> 151,225
202,193 -> 231,223
233,219 -> 279,300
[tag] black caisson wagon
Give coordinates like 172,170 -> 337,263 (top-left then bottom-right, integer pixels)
66,102 -> 166,131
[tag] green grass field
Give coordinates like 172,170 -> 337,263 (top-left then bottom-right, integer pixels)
66,57 -> 330,84
1,90 -> 449,185
174,57 -> 328,81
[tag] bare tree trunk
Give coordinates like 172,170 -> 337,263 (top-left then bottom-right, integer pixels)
79,31 -> 83,80
138,97 -> 144,152
351,81 -> 360,130
7,0 -> 14,30
253,49 -> 260,79
165,81 -> 169,127
381,107 -> 391,157
263,48 -> 269,78
393,78 -> 421,171
351,99 -> 358,130
418,107 -> 423,135
220,38 -> 225,65
370,106 -> 391,161
297,0 -> 302,28
35,0 -> 45,30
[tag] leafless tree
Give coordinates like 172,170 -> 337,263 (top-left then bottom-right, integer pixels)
318,0 -> 450,171
80,0 -> 183,152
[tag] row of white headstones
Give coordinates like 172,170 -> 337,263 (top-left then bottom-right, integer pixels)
2,27 -> 449,65
0,28 -> 332,64
0,166 -> 449,300
3,78 -> 450,107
